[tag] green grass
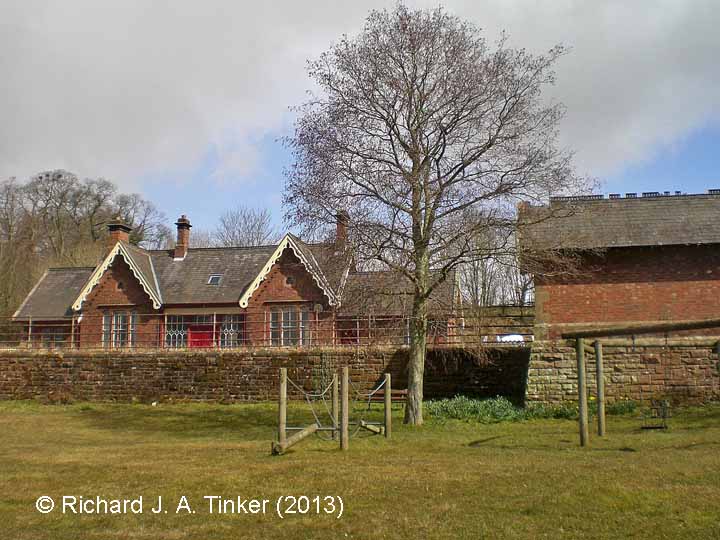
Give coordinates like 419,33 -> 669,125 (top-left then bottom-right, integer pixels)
1,400 -> 719,539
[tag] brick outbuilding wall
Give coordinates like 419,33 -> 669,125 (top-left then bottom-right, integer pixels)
535,245 -> 720,339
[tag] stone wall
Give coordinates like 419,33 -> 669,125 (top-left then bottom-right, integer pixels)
528,338 -> 720,404
0,346 -> 530,404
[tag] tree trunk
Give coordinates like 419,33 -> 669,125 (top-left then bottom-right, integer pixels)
404,283 -> 428,425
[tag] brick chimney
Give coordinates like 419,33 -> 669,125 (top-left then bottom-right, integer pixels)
106,219 -> 132,251
335,211 -> 349,250
174,215 -> 192,260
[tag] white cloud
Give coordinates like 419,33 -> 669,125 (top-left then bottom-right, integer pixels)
1,0 -> 718,189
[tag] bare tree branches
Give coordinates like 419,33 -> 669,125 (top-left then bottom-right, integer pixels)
284,5 -> 590,424
213,206 -> 279,247
0,170 -> 171,316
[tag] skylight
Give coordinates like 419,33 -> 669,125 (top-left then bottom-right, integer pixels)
207,274 -> 222,285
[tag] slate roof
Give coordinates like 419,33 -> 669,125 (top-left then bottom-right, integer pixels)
14,234 -> 457,318
519,192 -> 720,251
300,239 -> 352,293
13,267 -> 94,319
124,243 -> 163,303
339,270 -> 456,316
148,245 -> 278,305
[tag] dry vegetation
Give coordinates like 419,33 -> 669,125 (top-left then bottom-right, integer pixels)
2,400 -> 719,539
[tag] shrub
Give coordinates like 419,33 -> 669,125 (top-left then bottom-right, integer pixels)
426,396 -> 525,423
606,399 -> 638,416
425,396 -> 639,424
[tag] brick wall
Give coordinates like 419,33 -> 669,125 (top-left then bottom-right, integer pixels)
528,338 -> 720,404
535,245 -> 720,339
79,257 -> 161,347
0,346 -> 529,404
246,249 -> 334,345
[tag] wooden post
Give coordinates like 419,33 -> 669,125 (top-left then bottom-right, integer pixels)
272,423 -> 319,455
331,372 -> 339,440
576,338 -> 589,447
594,340 -> 606,437
278,367 -> 287,448
340,366 -> 349,450
27,317 -> 32,348
384,373 -> 392,439
359,420 -> 383,435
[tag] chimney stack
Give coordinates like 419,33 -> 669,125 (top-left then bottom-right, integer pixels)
106,219 -> 132,251
174,215 -> 192,260
335,211 -> 349,250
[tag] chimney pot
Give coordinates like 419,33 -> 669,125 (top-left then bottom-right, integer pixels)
174,215 -> 192,259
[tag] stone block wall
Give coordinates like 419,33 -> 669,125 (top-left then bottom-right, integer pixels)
0,346 -> 530,404
528,338 -> 720,404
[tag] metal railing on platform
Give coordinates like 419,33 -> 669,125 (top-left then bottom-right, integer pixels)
0,309 -> 534,351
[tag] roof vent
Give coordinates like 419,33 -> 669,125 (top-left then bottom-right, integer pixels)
626,193 -> 637,198
608,193 -> 620,199
642,192 -> 660,197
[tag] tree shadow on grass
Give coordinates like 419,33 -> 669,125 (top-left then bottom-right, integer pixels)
468,436 -> 504,447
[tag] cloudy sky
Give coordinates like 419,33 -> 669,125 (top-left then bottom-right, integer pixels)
2,0 -> 719,231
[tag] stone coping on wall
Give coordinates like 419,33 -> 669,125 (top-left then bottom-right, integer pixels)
0,343 -> 532,359
532,336 -> 720,349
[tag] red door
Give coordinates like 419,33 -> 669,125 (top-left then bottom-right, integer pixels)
188,324 -> 213,348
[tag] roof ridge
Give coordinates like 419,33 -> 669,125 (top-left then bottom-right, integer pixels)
550,192 -> 720,204
147,244 -> 279,253
47,266 -> 96,271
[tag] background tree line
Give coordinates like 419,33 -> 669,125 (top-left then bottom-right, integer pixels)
0,170 -> 280,318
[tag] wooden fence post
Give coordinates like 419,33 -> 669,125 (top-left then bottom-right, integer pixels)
272,424 -> 319,455
384,373 -> 392,439
576,338 -> 589,447
331,372 -> 339,440
594,341 -> 606,437
278,367 -> 287,448
340,366 -> 349,450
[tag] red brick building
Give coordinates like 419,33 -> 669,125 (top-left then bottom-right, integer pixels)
13,215 -> 457,349
521,191 -> 720,339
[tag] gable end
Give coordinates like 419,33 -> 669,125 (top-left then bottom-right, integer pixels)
238,234 -> 338,308
72,243 -> 163,311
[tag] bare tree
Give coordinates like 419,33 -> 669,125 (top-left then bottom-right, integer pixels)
284,5 -> 588,424
0,170 -> 172,316
213,206 -> 279,247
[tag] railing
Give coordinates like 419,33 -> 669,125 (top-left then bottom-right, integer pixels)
0,309 -> 534,351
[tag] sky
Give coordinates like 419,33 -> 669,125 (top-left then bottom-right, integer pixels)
1,0 -> 719,232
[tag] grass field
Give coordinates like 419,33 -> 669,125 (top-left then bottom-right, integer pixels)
2,400 -> 719,539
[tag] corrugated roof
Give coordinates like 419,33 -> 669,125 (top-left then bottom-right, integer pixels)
13,267 -> 94,319
519,193 -> 720,251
